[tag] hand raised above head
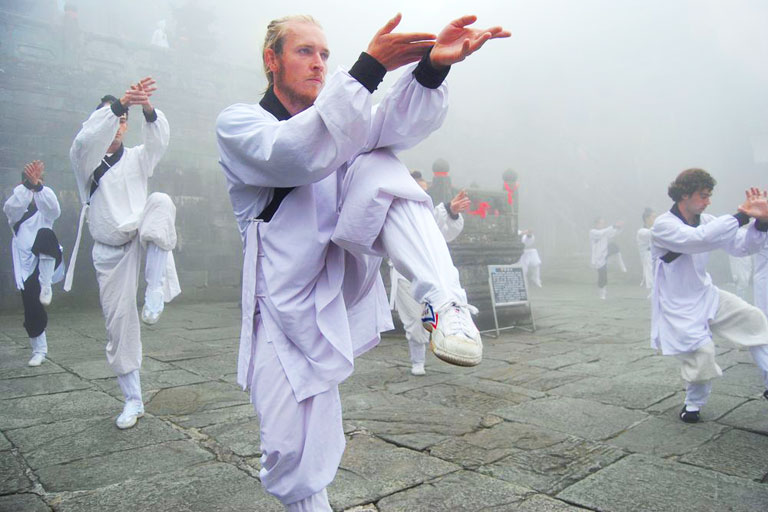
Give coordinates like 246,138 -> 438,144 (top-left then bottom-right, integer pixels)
367,13 -> 436,71
430,15 -> 510,69
450,189 -> 471,214
23,160 -> 44,185
120,77 -> 157,108
738,187 -> 768,221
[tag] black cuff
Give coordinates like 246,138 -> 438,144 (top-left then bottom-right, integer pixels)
443,201 -> 459,220
349,52 -> 387,93
413,48 -> 450,89
143,108 -> 158,123
22,179 -> 43,192
755,220 -> 768,232
734,212 -> 750,227
110,100 -> 128,117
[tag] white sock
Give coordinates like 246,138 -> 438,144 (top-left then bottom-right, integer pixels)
145,243 -> 169,289
684,381 -> 712,409
116,369 -> 142,403
29,332 -> 47,355
38,255 -> 55,288
285,489 -> 332,512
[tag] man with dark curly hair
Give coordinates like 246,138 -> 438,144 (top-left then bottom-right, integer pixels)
651,168 -> 768,423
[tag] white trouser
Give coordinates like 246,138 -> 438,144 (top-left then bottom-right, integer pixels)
674,290 -> 768,407
29,332 -> 47,355
285,489 -> 332,512
250,314 -> 344,507
380,198 -> 466,308
145,242 -> 168,289
394,277 -> 430,365
116,368 -> 142,403
37,254 -> 55,288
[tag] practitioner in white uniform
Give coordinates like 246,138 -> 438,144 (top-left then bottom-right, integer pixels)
3,160 -> 65,367
755,240 -> 768,318
590,217 -> 626,299
518,229 -> 542,288
389,173 -> 469,376
650,168 -> 768,423
216,14 -> 509,511
636,208 -> 655,290
67,78 -> 180,429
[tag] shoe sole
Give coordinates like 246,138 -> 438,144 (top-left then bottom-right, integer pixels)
116,412 -> 145,430
430,339 -> 481,367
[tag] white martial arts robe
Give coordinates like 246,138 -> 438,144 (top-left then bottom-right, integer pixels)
755,241 -> 768,318
637,227 -> 652,289
68,105 -> 180,375
4,184 -> 65,289
589,225 -> 619,269
217,59 -> 450,505
650,208 -> 767,355
519,232 -> 542,287
729,252 -> 753,298
388,202 -> 464,364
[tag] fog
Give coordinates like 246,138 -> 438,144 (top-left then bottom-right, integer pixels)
10,0 -> 768,269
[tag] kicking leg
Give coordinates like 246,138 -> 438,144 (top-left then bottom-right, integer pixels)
116,369 -> 144,429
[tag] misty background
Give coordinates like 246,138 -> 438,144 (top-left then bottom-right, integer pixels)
3,0 -> 768,294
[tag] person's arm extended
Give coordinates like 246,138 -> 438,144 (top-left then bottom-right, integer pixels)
69,105 -> 122,197
652,214 -> 745,254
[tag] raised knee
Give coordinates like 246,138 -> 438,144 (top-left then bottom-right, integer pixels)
147,192 -> 174,208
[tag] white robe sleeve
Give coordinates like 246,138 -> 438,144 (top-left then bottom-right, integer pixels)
33,186 -> 61,222
651,213 -> 744,254
365,64 -> 449,152
433,202 -> 463,242
216,69 -> 374,188
723,221 -> 768,257
137,109 -> 170,177
589,226 -> 617,242
69,106 -> 121,203
3,185 -> 32,225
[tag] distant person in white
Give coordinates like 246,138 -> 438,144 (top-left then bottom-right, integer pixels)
68,78 -> 180,430
3,160 -> 65,367
216,13 -> 509,511
151,20 -> 170,49
590,217 -> 626,299
389,173 -> 470,376
636,208 -> 656,290
518,229 -> 542,288
650,168 -> 768,424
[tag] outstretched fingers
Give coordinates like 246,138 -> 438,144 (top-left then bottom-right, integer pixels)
376,13 -> 402,37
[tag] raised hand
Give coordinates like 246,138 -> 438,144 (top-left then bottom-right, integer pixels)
367,13 -> 436,71
430,15 -> 510,68
121,77 -> 157,111
23,160 -> 44,186
738,187 -> 768,221
450,189 -> 471,214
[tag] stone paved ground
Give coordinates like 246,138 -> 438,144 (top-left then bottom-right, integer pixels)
1,281 -> 767,511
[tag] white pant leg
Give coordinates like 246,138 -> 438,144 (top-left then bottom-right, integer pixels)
710,290 -> 768,348
614,252 -> 628,272
530,263 -> 542,288
29,331 -> 47,355
37,255 -> 55,288
251,318 -> 344,506
380,198 -> 466,307
749,345 -> 768,388
684,381 -> 712,410
144,243 -> 168,289
395,278 -> 429,365
285,489 -> 332,512
116,368 -> 142,403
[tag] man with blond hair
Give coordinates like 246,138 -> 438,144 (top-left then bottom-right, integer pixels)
651,168 -> 768,423
217,12 -> 508,511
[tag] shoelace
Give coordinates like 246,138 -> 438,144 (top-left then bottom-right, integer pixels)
437,301 -> 479,337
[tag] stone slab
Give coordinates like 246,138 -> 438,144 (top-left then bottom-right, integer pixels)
547,374 -> 676,410
376,470 -> 533,511
65,357 -> 173,380
513,494 -> 587,511
0,389 -> 121,429
329,434 -> 460,510
479,436 -> 625,494
0,372 -> 91,400
401,379 -> 537,415
166,404 -> 256,429
719,398 -> 768,434
680,428 -> 768,481
0,494 -> 50,512
54,462 -> 283,512
36,439 -> 214,491
494,397 -> 647,441
557,453 -> 768,512
202,420 -> 261,457
609,416 -> 725,457
0,346 -> 66,379
6,416 -> 184,469
0,432 -> 11,451
171,353 -> 239,381
145,381 -> 249,416
0,450 -> 32,494
94,368 -> 211,401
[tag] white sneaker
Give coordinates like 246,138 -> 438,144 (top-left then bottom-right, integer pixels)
116,399 -> 144,429
422,302 -> 482,367
141,286 -> 164,325
411,362 -> 426,376
39,286 -> 52,306
28,353 -> 45,367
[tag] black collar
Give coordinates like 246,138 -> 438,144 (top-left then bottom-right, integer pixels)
259,87 -> 292,121
671,203 -> 700,227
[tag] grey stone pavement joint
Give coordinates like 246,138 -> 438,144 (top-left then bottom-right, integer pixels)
1,282 -> 767,511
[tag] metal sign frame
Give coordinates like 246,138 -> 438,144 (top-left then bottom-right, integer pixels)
483,264 -> 536,336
